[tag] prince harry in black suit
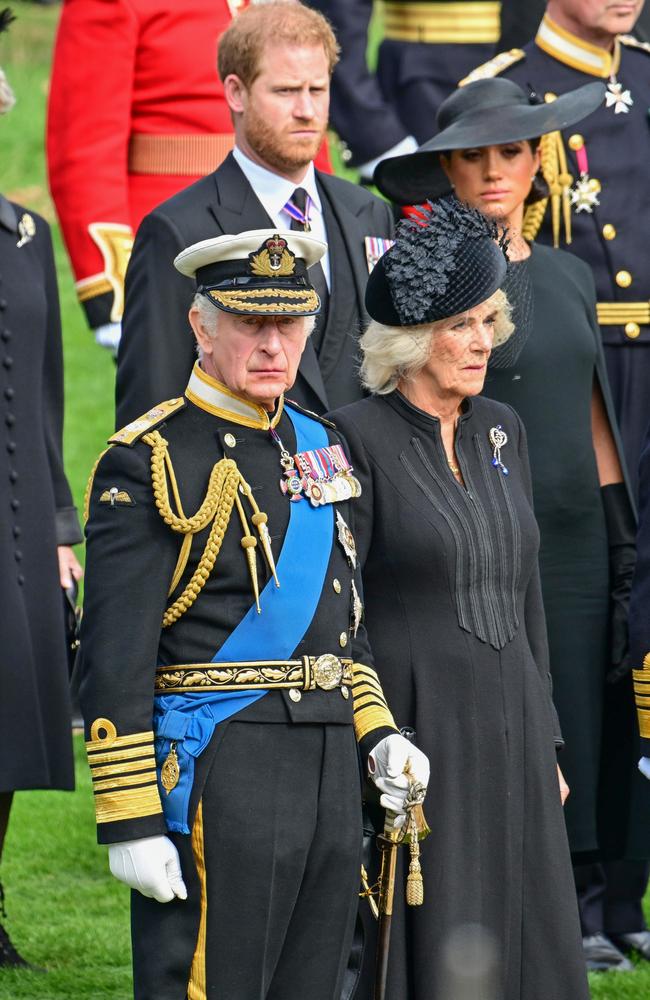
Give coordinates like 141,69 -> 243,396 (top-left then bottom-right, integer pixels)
116,0 -> 394,427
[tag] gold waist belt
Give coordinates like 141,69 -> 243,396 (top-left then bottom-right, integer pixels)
382,1 -> 501,44
155,655 -> 354,695
597,301 -> 650,325
128,132 -> 235,176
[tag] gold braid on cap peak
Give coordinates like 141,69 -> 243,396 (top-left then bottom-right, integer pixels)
143,430 -> 278,625
522,129 -> 573,246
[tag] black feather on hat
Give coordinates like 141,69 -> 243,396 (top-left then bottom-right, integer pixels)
366,197 -> 509,327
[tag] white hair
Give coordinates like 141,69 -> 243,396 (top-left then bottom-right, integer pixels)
191,292 -> 317,357
359,289 -> 513,395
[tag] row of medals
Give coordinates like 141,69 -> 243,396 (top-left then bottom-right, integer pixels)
279,446 -> 362,506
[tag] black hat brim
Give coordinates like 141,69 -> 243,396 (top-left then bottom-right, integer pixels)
374,81 -> 605,205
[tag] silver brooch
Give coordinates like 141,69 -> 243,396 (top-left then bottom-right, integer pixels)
489,425 -> 509,476
16,212 -> 35,248
336,510 -> 357,569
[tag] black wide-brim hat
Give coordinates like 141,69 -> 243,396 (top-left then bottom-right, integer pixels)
365,197 -> 508,327
174,229 -> 327,317
374,78 -> 605,206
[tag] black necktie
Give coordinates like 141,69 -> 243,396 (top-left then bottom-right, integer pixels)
287,187 -> 329,347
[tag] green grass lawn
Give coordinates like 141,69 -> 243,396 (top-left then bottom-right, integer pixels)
1,4 -> 650,997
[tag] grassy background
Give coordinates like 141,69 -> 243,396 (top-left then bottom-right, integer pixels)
0,3 -> 648,997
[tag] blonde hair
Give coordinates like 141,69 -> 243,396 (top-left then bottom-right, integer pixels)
218,1 -> 339,87
360,289 -> 513,395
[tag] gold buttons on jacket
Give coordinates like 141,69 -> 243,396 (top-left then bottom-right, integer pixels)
544,92 -> 557,103
339,632 -> 348,648
602,224 -> 616,241
341,686 -> 350,700
289,688 -> 302,703
332,578 -> 342,594
625,323 -> 641,339
224,433 -> 237,448
616,270 -> 632,288
568,133 -> 584,151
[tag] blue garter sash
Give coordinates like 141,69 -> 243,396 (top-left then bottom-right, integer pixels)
153,405 -> 333,833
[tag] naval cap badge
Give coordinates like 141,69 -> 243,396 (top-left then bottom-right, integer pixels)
249,234 -> 296,277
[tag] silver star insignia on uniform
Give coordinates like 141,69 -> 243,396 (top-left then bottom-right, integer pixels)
605,80 -> 633,114
570,174 -> 601,214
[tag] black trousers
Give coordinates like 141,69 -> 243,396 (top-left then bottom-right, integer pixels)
574,860 -> 650,936
131,719 -> 363,999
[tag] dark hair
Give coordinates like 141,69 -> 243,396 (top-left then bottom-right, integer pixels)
524,137 -> 549,206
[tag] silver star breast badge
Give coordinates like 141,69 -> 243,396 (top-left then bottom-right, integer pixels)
605,80 -> 633,114
570,173 -> 601,214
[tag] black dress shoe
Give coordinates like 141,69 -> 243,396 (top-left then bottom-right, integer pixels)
582,933 -> 634,972
610,931 -> 650,961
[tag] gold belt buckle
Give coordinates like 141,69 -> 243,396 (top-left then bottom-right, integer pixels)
312,654 -> 344,691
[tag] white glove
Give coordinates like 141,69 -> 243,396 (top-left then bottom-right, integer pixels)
94,321 -> 122,356
368,733 -> 430,826
357,135 -> 419,182
108,835 -> 187,903
638,757 -> 650,780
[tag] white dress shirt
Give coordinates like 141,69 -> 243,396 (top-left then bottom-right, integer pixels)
232,146 -> 331,288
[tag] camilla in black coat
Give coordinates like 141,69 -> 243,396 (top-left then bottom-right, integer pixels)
0,196 -> 82,798
329,198 -> 588,1000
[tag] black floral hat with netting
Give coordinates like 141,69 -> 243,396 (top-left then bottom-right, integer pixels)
365,197 -> 509,327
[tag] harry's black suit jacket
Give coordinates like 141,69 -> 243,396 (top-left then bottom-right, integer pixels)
115,153 -> 394,427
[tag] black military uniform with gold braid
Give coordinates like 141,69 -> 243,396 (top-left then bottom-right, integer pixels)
79,232 -> 399,998
310,0 -> 502,169
462,13 -> 650,495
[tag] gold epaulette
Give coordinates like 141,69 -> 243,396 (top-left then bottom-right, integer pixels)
619,34 -> 650,55
459,48 -> 525,86
109,397 -> 186,447
351,663 -> 397,742
85,719 -> 162,825
633,653 -> 650,740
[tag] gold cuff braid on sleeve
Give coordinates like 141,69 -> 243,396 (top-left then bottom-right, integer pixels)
351,663 -> 397,742
86,720 -> 162,824
633,653 -> 650,740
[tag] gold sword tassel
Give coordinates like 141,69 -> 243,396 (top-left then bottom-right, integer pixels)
234,491 -> 261,613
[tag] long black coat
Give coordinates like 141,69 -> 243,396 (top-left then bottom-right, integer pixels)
0,196 -> 82,793
484,244 -> 648,860
115,152 -> 394,426
331,392 -> 588,1000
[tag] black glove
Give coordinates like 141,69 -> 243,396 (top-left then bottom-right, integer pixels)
601,483 -> 636,683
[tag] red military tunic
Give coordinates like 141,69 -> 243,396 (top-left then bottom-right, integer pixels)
46,0 -> 332,331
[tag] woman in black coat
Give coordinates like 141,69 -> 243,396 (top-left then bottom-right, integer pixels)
374,77 -> 649,970
0,63 -> 83,965
331,197 -> 588,1000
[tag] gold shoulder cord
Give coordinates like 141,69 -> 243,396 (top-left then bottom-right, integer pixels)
142,430 -> 277,627
523,129 -> 572,247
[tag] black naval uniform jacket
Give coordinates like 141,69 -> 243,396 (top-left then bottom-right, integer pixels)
463,16 -> 650,487
79,370 -> 397,845
115,152 -> 394,427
